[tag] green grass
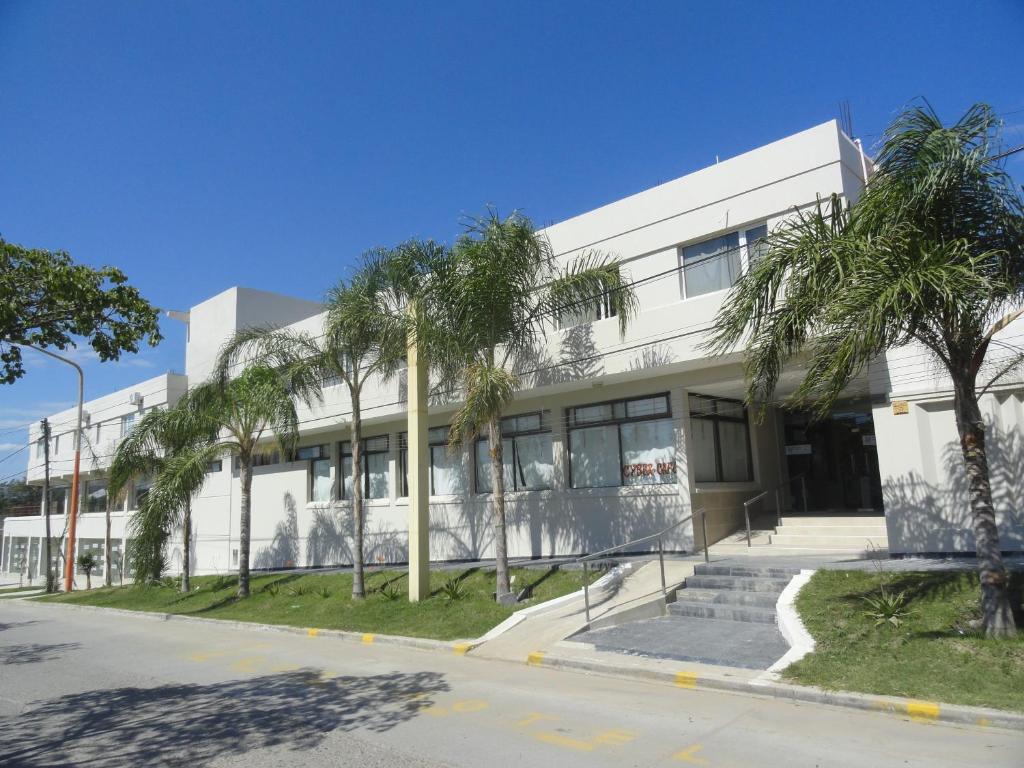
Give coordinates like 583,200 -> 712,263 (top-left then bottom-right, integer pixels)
34,566 -> 592,641
784,569 -> 1024,712
0,585 -> 47,598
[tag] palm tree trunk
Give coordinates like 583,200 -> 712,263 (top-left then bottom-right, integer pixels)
953,381 -> 1016,637
238,459 -> 253,598
181,499 -> 191,593
489,414 -> 512,602
350,387 -> 365,599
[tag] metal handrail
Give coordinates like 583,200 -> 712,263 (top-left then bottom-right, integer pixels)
576,507 -> 708,624
742,472 -> 808,547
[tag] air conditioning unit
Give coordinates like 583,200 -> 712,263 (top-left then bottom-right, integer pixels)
128,392 -> 143,406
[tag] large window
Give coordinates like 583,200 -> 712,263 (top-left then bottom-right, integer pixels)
689,394 -> 753,483
475,411 -> 553,493
679,223 -> 767,299
340,436 -> 389,500
567,394 -> 677,489
556,291 -> 619,331
399,427 -> 466,497
85,478 -> 108,513
296,444 -> 332,503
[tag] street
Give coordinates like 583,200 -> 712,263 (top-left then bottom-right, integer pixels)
0,599 -> 1020,767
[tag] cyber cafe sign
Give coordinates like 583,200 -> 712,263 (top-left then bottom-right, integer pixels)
622,460 -> 677,480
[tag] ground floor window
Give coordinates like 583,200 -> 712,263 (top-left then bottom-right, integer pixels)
689,394 -> 752,482
475,411 -> 553,493
567,394 -> 677,488
340,436 -> 389,500
399,427 -> 466,497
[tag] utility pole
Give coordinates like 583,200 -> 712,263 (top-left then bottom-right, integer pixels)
41,418 -> 54,592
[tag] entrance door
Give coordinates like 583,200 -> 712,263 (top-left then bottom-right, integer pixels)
783,398 -> 883,513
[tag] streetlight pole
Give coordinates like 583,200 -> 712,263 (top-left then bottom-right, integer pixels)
23,345 -> 84,592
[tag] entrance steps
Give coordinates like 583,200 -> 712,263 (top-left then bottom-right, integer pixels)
709,513 -> 889,556
667,563 -> 802,626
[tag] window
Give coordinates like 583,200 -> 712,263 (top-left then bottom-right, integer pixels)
133,476 -> 153,508
252,450 -> 282,467
557,290 -> 619,330
475,412 -> 553,492
207,460 -> 223,473
53,434 -> 60,455
94,423 -> 102,443
399,427 -> 466,497
295,444 -> 326,461
85,478 -> 108,513
689,394 -> 752,482
678,223 -> 767,299
567,394 -> 676,489
35,438 -> 44,459
340,436 -> 389,500
120,413 -> 136,438
310,458 -> 332,502
47,487 -> 67,515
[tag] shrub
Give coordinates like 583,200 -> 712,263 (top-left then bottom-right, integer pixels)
862,588 -> 911,628
441,575 -> 467,602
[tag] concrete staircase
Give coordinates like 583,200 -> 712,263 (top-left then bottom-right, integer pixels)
710,513 -> 889,556
668,563 -> 802,625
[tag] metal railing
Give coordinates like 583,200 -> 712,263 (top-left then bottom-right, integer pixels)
742,473 -> 808,547
575,508 -> 707,624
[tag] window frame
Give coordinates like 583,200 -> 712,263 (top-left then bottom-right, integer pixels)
120,413 -> 136,438
474,411 -> 553,494
688,393 -> 754,483
399,426 -> 465,498
338,435 -> 390,501
566,393 -> 676,489
677,222 -> 767,300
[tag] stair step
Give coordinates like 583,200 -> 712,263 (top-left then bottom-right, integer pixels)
779,515 -> 885,527
668,600 -> 778,624
769,534 -> 888,549
772,525 -> 887,537
675,587 -> 780,608
685,575 -> 791,593
694,563 -> 803,579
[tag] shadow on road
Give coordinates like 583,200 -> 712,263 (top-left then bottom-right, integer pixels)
0,642 -> 81,665
0,668 -> 448,767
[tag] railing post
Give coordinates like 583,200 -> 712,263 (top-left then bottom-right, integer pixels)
658,537 -> 666,598
743,502 -> 752,548
800,475 -> 808,514
582,561 -> 591,624
700,511 -> 709,563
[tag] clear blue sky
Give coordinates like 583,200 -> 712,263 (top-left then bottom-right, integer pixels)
1,0 -> 1022,469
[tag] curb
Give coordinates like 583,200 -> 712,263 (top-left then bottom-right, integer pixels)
531,651 -> 1024,731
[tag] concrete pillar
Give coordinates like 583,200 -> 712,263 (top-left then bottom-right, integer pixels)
406,327 -> 430,601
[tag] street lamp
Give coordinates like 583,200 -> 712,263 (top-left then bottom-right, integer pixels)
24,345 -> 84,592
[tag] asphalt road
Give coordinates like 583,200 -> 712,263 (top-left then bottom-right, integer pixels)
0,599 -> 1020,767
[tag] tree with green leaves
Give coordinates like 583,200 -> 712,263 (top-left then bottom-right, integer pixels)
420,210 -> 637,602
76,551 -> 97,590
110,404 -> 218,591
215,249 -> 414,599
0,239 -> 162,383
708,103 -> 1023,636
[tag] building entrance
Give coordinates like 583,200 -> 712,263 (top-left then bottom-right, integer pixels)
782,398 -> 883,513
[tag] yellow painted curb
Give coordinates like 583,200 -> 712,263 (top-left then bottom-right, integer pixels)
361,633 -> 375,645
526,651 -> 545,666
307,628 -> 319,637
674,671 -> 698,689
906,700 -> 941,723
452,642 -> 473,655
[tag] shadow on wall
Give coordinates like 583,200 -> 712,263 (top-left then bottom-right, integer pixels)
885,417 -> 1023,553
523,323 -> 603,388
254,493 -> 300,570
0,669 -> 448,768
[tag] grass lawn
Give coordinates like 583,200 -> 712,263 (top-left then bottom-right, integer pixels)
34,565 -> 592,641
784,569 -> 1024,712
0,585 -> 46,598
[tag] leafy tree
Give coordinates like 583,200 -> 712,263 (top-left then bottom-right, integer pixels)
76,551 -> 98,590
708,103 -> 1023,636
420,210 -> 637,602
215,249 -> 413,598
111,405 -> 217,591
0,479 -> 40,516
0,239 -> 162,383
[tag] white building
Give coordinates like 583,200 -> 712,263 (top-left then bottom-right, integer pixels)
4,120 -> 1022,585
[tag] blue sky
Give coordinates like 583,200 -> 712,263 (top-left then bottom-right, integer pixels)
1,0 -> 1022,471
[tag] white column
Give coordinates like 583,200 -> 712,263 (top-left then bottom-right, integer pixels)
407,327 -> 430,602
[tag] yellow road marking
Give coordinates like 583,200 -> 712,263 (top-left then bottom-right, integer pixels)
517,712 -> 557,728
452,699 -> 489,713
188,644 -> 269,662
307,628 -> 319,637
906,700 -> 940,723
526,651 -> 545,666
534,731 -> 596,752
230,656 -> 265,674
362,633 -> 375,645
452,642 -> 472,655
673,743 -> 710,765
595,729 -> 638,747
674,671 -> 698,689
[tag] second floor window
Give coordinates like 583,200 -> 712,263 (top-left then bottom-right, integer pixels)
340,436 -> 389,500
679,223 -> 768,299
120,413 -> 136,438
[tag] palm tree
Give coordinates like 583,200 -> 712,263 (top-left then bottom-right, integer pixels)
110,405 -> 216,591
215,250 -> 410,599
708,103 -> 1023,637
420,210 -> 638,602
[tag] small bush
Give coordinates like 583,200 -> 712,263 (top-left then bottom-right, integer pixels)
287,584 -> 312,597
263,583 -> 280,597
317,586 -> 331,599
441,576 -> 467,602
862,588 -> 911,628
380,583 -> 402,601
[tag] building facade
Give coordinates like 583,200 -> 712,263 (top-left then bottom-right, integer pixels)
4,120 -> 1022,585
